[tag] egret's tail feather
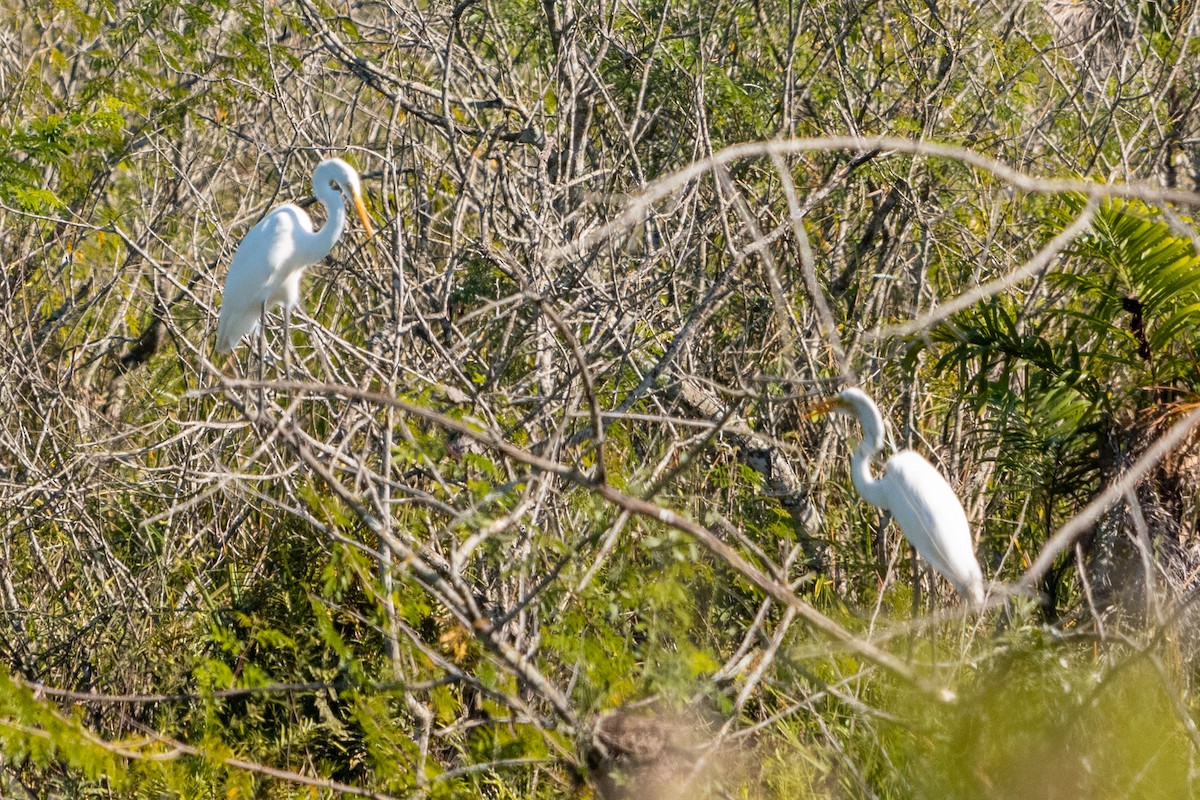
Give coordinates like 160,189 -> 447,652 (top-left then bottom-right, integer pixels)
215,311 -> 258,354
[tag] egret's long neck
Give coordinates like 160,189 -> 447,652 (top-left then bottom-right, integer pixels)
309,184 -> 348,261
850,440 -> 890,510
848,401 -> 891,509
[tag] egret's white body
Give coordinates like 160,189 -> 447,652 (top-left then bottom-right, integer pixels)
215,157 -> 374,355
817,388 -> 985,604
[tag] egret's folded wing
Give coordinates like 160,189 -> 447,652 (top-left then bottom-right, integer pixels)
883,451 -> 981,592
215,208 -> 302,352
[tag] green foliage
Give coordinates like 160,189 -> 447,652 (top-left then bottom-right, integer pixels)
1054,196 -> 1200,387
913,192 -> 1200,613
0,100 -> 128,211
908,633 -> 1192,798
0,669 -> 127,784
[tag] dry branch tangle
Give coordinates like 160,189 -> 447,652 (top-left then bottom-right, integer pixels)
203,375 -> 945,695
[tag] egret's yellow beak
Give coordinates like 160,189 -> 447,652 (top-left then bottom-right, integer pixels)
805,397 -> 845,419
352,190 -> 375,237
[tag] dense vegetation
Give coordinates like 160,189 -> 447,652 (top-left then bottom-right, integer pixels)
2,0 -> 1200,796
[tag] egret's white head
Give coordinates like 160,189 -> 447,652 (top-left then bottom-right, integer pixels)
828,387 -> 875,417
808,387 -> 886,453
312,157 -> 375,237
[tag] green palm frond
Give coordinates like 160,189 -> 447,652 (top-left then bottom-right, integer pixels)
1056,195 -> 1200,360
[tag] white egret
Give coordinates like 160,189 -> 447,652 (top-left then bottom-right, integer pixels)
215,157 -> 375,366
810,388 -> 985,605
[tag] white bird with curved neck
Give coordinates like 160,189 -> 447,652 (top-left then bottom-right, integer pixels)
811,387 -> 985,605
215,157 -> 375,360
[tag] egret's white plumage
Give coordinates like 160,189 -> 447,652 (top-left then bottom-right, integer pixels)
815,388 -> 985,604
215,157 -> 374,355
